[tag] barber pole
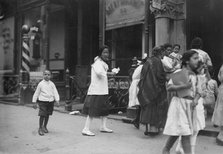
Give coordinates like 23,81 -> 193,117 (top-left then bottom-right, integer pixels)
22,38 -> 30,72
21,25 -> 30,72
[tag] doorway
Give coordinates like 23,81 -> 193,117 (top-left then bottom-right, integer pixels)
187,0 -> 223,79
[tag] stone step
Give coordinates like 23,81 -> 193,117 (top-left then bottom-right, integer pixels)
126,106 -> 138,119
122,107 -> 220,137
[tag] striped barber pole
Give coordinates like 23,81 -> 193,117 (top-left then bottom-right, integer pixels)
22,37 -> 30,72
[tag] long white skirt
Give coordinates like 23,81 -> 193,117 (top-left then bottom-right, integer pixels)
128,79 -> 140,107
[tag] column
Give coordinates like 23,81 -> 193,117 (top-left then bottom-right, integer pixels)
155,17 -> 170,46
151,0 -> 186,48
99,0 -> 105,47
77,0 -> 83,65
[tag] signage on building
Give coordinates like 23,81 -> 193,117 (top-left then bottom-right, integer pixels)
105,0 -> 145,30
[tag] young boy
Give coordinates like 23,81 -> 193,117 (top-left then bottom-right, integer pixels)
33,70 -> 60,136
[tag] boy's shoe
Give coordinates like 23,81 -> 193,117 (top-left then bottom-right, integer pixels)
82,129 -> 95,136
100,127 -> 113,133
42,127 -> 48,133
38,128 -> 44,136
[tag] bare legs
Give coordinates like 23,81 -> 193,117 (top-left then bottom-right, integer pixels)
190,131 -> 199,154
163,136 -> 191,154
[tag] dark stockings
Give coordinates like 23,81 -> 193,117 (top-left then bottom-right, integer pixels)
39,115 -> 49,128
44,115 -> 49,128
39,116 -> 44,128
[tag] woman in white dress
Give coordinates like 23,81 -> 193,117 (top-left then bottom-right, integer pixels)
212,64 -> 223,145
82,45 -> 116,136
128,58 -> 147,129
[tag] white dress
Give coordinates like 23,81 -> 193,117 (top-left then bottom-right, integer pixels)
163,73 -> 206,136
128,65 -> 143,107
212,65 -> 223,126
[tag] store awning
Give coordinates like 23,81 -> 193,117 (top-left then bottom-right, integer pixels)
105,0 -> 145,30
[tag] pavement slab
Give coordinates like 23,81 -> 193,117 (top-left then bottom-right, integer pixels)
0,103 -> 222,154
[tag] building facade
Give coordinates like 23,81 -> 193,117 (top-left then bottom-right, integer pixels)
101,0 -> 223,78
0,0 -> 100,99
1,0 -> 223,100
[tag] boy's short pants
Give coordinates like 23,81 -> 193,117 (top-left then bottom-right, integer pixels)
38,100 -> 54,116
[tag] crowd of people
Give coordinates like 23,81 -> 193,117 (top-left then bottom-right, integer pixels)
128,37 -> 223,154
32,37 -> 223,154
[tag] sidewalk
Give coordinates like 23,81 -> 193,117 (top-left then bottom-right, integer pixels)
0,100 -> 219,137
23,101 -> 126,121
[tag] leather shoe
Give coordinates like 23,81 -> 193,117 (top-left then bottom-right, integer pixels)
42,127 -> 48,133
100,128 -> 113,133
82,129 -> 95,136
38,128 -> 44,136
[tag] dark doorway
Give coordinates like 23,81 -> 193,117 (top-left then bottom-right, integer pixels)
187,0 -> 223,80
105,24 -> 143,76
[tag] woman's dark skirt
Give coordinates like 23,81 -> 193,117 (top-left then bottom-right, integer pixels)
140,96 -> 168,129
82,95 -> 110,117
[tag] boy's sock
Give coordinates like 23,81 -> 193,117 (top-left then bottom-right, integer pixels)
42,115 -> 49,133
38,116 -> 44,136
44,115 -> 49,128
39,116 -> 44,128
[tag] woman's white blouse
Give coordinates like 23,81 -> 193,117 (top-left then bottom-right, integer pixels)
87,57 -> 109,95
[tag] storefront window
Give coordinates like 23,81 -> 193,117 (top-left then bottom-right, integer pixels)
0,16 -> 15,73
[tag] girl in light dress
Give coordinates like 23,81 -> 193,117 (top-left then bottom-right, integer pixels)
212,64 -> 223,145
175,61 -> 207,154
162,50 -> 203,154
